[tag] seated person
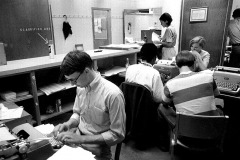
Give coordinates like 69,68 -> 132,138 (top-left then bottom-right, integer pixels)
125,43 -> 164,103
51,50 -> 126,160
160,50 -> 222,127
189,36 -> 210,71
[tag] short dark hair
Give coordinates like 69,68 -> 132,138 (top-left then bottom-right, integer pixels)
189,36 -> 206,48
233,8 -> 240,19
60,50 -> 93,76
159,13 -> 173,26
140,43 -> 157,62
176,50 -> 195,68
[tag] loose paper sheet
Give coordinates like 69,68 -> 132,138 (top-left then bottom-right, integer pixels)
0,103 -> 23,120
152,32 -> 160,42
0,127 -> 16,141
47,145 -> 95,160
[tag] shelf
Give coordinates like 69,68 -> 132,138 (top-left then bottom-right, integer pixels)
37,82 -> 76,97
0,94 -> 33,103
41,102 -> 73,121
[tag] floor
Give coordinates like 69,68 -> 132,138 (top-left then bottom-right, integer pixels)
45,112 -> 226,160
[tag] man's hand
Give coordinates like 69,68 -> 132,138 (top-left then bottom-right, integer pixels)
56,131 -> 83,145
51,123 -> 70,137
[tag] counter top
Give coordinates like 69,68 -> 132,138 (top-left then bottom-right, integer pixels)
0,49 -> 139,77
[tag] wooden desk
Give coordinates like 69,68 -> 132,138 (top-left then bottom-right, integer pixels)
0,102 -> 32,130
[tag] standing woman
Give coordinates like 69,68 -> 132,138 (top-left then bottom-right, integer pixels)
189,36 -> 210,71
154,13 -> 177,60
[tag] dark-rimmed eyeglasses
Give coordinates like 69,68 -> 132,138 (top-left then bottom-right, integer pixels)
65,72 -> 81,83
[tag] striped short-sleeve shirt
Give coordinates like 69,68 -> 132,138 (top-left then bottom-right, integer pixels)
162,71 -> 220,115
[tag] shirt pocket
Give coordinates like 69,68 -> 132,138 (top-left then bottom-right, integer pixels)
89,105 -> 109,126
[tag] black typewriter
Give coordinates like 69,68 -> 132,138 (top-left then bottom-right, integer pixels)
213,66 -> 240,95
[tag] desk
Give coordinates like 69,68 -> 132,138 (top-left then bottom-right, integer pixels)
0,102 -> 32,130
217,93 -> 240,159
99,44 -> 141,50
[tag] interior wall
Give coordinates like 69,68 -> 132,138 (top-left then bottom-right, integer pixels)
49,0 -> 162,55
0,0 -> 52,61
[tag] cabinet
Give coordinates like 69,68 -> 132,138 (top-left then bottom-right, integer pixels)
0,49 -> 138,125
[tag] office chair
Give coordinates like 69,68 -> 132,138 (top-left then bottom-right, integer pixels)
170,112 -> 229,160
119,82 -> 159,146
75,44 -> 84,51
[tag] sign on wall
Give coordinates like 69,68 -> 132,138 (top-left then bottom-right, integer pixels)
0,0 -> 52,61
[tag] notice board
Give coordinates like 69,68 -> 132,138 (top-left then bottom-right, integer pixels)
0,0 -> 52,61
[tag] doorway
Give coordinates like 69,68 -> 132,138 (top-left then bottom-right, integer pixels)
92,7 -> 112,49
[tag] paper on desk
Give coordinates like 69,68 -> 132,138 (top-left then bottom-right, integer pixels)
0,103 -> 23,120
0,127 -> 16,141
102,66 -> 126,77
47,145 -> 95,160
35,123 -> 55,135
152,32 -> 160,42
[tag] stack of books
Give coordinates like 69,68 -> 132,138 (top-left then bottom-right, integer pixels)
0,91 -> 16,101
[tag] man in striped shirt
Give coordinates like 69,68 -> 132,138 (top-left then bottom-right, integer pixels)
162,50 -> 221,116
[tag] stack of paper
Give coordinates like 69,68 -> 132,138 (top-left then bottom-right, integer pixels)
60,81 -> 75,89
0,91 -> 16,101
101,66 -> 126,77
0,103 -> 23,120
39,83 -> 66,96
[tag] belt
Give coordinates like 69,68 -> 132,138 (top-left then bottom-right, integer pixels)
232,43 -> 240,46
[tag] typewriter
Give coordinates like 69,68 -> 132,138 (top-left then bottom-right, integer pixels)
153,60 -> 180,83
0,123 -> 55,160
213,66 -> 240,95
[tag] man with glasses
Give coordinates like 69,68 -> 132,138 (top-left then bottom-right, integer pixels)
51,50 -> 126,160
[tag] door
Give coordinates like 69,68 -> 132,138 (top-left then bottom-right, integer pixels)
92,8 -> 112,49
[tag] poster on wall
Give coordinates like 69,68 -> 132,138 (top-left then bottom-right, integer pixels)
94,17 -> 107,39
0,0 -> 52,61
